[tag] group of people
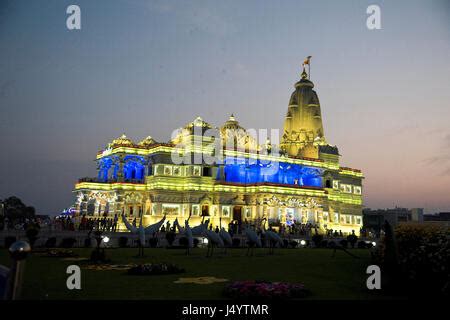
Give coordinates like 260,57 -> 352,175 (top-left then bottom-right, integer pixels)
1,213 -> 365,241
78,214 -> 119,232
0,216 -> 46,231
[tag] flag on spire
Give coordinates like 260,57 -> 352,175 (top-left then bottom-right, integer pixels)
303,56 -> 312,66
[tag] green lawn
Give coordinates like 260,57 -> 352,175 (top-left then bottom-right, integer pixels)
0,247 -> 399,300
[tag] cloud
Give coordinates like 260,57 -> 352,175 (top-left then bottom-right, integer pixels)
142,1 -> 237,37
423,133 -> 450,175
184,6 -> 238,37
145,1 -> 174,14
445,133 -> 450,148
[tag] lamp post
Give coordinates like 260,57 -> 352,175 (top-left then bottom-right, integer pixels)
5,240 -> 31,300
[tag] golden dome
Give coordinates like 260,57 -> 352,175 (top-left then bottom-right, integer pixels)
187,116 -> 213,129
109,134 -> 134,148
138,135 -> 157,147
220,114 -> 245,131
220,114 -> 258,151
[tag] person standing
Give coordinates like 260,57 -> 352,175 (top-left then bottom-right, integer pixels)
112,214 -> 118,232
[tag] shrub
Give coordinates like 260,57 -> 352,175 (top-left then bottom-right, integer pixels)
45,237 -> 57,248
148,237 -> 158,248
339,239 -> 348,248
375,223 -> 450,296
311,234 -> 323,247
84,238 -> 92,248
327,241 -> 337,248
60,238 -> 77,248
320,240 -> 328,248
4,236 -> 16,249
282,239 -> 289,248
232,238 -> 241,248
118,236 -> 128,248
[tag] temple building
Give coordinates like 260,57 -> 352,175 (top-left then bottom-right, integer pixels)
73,65 -> 364,234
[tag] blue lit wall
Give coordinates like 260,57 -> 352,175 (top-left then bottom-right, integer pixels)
220,157 -> 322,187
123,155 -> 146,181
97,157 -> 114,182
97,155 -> 146,182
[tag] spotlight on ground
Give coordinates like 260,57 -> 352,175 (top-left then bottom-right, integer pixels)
371,241 -> 376,247
102,236 -> 110,243
300,240 -> 306,246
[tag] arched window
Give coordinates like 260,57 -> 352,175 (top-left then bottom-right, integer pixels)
87,201 -> 96,216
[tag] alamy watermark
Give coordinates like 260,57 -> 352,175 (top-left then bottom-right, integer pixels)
66,5 -> 81,30
366,265 -> 381,289
366,4 -> 381,30
170,126 -> 283,175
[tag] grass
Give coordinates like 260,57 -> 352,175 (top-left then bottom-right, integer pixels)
0,247 -> 399,300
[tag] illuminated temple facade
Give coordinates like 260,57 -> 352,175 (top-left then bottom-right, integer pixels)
73,67 -> 363,234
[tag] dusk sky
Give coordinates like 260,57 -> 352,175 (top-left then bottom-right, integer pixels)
0,0 -> 449,214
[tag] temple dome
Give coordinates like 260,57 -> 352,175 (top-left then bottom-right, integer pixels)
170,116 -> 215,145
138,135 -> 157,147
184,116 -> 213,132
220,114 -> 246,132
109,134 -> 134,148
220,114 -> 258,151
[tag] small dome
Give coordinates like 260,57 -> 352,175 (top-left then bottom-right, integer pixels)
109,134 -> 134,148
171,117 -> 215,144
185,116 -> 213,130
221,114 -> 245,131
138,135 -> 157,147
194,116 -> 211,127
220,114 -> 258,151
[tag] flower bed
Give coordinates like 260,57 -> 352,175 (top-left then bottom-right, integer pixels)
127,263 -> 185,276
40,249 -> 79,258
224,280 -> 310,300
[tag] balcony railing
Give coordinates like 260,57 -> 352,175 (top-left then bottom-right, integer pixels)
77,177 -> 145,184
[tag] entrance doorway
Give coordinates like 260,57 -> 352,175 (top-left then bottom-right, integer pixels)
233,206 -> 242,222
201,205 -> 210,216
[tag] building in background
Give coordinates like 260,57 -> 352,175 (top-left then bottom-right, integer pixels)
363,207 -> 430,234
410,208 -> 424,222
73,64 -> 364,234
423,212 -> 450,227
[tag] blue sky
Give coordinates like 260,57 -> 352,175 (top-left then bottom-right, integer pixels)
0,0 -> 449,214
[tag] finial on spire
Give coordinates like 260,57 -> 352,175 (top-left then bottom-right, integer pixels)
301,65 -> 308,79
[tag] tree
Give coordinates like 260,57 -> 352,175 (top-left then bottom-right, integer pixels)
2,196 -> 36,221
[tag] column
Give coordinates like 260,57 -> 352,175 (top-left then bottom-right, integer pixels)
117,156 -> 124,182
94,202 -> 100,217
